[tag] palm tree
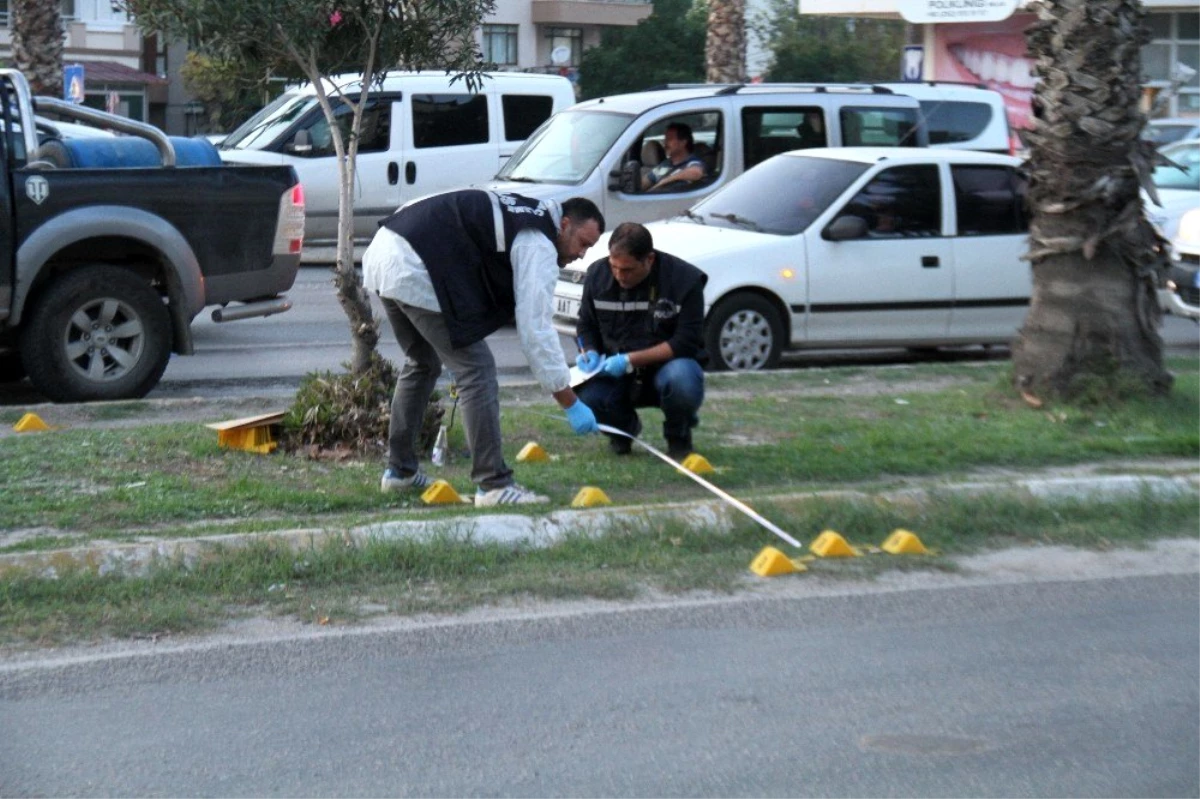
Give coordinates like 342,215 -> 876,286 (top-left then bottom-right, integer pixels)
1012,0 -> 1172,402
706,0 -> 745,83
11,0 -> 64,97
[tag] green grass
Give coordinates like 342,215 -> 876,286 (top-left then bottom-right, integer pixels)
0,359 -> 1196,542
2,489 -> 1195,648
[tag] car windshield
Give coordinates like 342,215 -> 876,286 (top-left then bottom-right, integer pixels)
1144,123 -> 1196,147
1153,142 -> 1199,191
686,155 -> 871,236
222,92 -> 314,150
496,109 -> 633,184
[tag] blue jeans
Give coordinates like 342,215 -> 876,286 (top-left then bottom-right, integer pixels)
576,357 -> 705,443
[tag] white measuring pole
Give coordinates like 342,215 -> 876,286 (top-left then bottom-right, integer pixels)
598,424 -> 802,549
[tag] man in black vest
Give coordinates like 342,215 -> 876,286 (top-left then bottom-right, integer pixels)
363,189 -> 605,506
575,222 -> 707,460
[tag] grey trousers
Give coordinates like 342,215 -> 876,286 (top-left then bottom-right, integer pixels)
381,298 -> 513,491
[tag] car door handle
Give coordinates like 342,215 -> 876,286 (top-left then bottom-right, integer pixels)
405,161 -> 416,184
922,255 -> 940,268
387,162 -> 399,185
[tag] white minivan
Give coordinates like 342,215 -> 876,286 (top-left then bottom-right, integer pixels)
216,71 -> 576,256
478,83 -> 928,229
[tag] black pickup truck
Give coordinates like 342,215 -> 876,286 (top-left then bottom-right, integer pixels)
0,69 -> 304,402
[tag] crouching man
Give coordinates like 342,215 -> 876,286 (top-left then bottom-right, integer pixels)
574,222 -> 707,459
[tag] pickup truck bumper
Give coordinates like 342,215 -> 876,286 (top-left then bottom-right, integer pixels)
204,253 -> 302,308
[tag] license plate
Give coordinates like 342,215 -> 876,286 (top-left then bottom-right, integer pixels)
555,296 -> 580,319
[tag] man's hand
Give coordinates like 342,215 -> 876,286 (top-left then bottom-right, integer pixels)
576,350 -> 603,373
564,399 -> 598,435
601,353 -> 632,378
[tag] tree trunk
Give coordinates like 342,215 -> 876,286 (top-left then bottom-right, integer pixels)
331,114 -> 380,376
1012,0 -> 1172,402
11,0 -> 64,97
705,0 -> 746,84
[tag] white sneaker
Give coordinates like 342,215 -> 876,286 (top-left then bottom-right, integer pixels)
474,484 -> 550,506
381,468 -> 434,494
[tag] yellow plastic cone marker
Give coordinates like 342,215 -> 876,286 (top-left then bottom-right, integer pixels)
679,453 -> 715,474
571,486 -> 611,507
421,479 -> 465,505
809,529 -> 860,558
516,441 -> 550,463
881,528 -> 932,555
12,412 -> 51,433
749,546 -> 808,577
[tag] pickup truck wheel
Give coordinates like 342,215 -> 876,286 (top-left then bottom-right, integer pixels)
705,294 -> 783,372
21,267 -> 171,402
0,352 -> 26,383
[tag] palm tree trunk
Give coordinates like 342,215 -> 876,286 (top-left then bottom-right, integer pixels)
1012,0 -> 1172,402
706,0 -> 746,84
11,0 -> 64,97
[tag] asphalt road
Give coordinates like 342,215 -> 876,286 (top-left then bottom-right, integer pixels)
0,267 -> 1195,405
2,573 -> 1197,797
141,267 -> 1199,400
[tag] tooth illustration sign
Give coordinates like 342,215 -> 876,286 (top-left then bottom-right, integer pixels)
897,0 -> 1019,23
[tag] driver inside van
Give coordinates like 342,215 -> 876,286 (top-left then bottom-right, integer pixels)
641,122 -> 706,191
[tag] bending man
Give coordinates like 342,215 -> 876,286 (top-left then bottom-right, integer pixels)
575,222 -> 707,460
364,189 -> 604,506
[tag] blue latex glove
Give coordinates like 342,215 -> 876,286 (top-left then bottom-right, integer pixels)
576,350 -> 602,373
601,353 -> 632,378
564,399 -> 598,435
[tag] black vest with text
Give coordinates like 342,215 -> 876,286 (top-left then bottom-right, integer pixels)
379,190 -> 558,347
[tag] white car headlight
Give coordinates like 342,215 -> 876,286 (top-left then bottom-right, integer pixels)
1176,207 -> 1200,253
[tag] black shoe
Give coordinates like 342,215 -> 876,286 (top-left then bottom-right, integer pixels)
608,417 -> 642,456
666,435 -> 693,460
609,436 -> 633,455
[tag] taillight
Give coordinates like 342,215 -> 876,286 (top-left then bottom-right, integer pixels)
273,183 -> 306,256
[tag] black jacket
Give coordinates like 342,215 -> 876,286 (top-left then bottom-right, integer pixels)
576,250 -> 707,364
379,190 -> 558,348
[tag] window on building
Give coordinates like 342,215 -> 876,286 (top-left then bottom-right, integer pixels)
61,0 -> 75,21
1144,11 -> 1200,119
483,24 -> 518,67
412,94 -> 489,148
546,27 -> 583,67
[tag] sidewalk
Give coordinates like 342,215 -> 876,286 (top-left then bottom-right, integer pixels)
3,458 -> 1195,579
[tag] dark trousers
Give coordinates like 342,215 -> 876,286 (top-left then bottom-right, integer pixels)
576,357 -> 705,444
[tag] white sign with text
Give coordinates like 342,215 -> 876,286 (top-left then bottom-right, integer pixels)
897,0 -> 1020,23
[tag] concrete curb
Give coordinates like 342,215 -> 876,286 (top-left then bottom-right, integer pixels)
2,471 -> 1196,579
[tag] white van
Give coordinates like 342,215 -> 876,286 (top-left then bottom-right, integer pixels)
477,83 -> 927,229
216,71 -> 576,256
879,82 -> 1013,154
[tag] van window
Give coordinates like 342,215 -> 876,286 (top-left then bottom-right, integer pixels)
839,165 -> 941,237
920,101 -> 993,145
502,94 -> 555,141
496,109 -> 632,183
840,107 -> 921,147
952,165 -> 1028,235
741,107 -> 825,169
292,97 -> 391,158
412,94 -> 489,148
635,111 -> 722,193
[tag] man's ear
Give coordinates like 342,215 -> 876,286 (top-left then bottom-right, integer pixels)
560,215 -> 572,235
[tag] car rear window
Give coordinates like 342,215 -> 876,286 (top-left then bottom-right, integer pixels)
919,101 -> 994,145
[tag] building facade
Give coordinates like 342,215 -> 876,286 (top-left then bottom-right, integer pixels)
800,0 -> 1199,134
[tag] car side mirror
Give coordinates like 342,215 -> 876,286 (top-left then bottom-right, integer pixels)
609,159 -> 641,193
289,129 -> 313,154
823,215 -> 869,241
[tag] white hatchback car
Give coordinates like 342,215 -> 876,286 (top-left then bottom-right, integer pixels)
555,148 -> 1032,371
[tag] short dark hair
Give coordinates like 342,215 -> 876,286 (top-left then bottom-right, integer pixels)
562,197 -> 605,234
608,222 -> 653,260
666,122 -> 695,153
